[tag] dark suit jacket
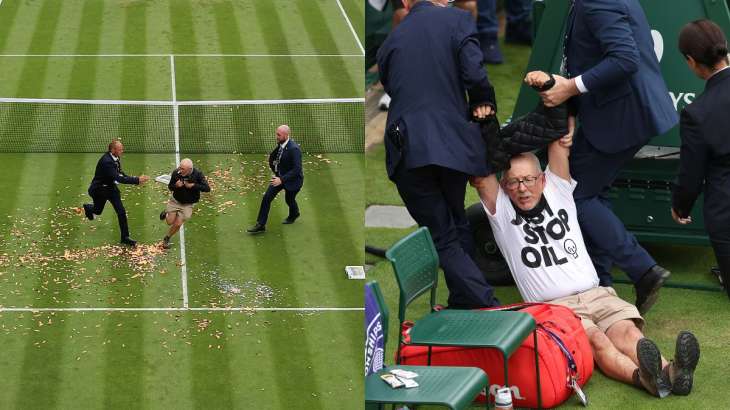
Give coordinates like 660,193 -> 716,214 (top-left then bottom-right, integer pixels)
567,0 -> 678,153
672,68 -> 730,234
89,152 -> 139,192
377,1 -> 496,178
268,139 -> 303,191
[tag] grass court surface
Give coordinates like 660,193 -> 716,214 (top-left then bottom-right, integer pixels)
0,0 -> 365,408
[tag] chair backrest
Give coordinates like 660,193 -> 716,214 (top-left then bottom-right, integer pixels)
365,281 -> 390,347
385,227 -> 440,324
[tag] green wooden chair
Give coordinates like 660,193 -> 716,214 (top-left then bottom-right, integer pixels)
365,281 -> 489,410
385,227 -> 542,409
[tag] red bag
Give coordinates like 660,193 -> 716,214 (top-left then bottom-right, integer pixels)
398,303 -> 593,409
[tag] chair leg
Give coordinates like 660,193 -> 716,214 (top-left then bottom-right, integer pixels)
427,345 -> 432,366
534,329 -> 542,409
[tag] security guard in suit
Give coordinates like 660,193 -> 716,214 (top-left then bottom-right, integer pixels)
83,140 -> 149,246
672,19 -> 730,299
248,125 -> 304,234
377,0 -> 499,308
539,0 -> 679,314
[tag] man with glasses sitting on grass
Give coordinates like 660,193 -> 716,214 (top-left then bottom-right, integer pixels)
470,115 -> 700,398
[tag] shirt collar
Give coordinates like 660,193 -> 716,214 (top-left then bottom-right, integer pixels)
710,65 -> 730,79
110,153 -> 119,162
279,138 -> 290,149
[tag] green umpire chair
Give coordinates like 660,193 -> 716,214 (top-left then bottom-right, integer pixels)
365,281 -> 489,410
386,227 -> 542,408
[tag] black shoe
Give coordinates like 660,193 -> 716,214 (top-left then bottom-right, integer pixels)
635,265 -> 670,315
120,237 -> 137,247
282,214 -> 300,224
636,338 -> 672,398
666,331 -> 700,396
83,204 -> 94,221
247,223 -> 266,234
162,236 -> 171,249
160,211 -> 167,221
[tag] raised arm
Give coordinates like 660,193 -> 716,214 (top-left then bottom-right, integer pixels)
470,174 -> 501,215
547,115 -> 575,181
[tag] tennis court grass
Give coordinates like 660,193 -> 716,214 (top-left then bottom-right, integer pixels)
0,0 -> 365,408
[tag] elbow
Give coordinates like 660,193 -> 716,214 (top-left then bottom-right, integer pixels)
617,49 -> 639,75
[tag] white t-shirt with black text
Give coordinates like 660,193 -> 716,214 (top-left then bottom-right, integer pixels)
483,168 -> 599,302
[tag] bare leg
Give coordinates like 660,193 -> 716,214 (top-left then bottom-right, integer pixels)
586,327 -> 638,384
606,320 -> 669,368
166,214 -> 184,238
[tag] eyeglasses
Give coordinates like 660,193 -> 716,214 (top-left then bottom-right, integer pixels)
503,174 -> 542,190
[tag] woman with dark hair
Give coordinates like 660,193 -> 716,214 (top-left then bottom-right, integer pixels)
671,19 -> 730,298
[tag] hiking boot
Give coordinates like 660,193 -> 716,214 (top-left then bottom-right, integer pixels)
160,211 -> 167,221
635,265 -> 670,315
636,338 -> 671,398
665,331 -> 700,395
162,236 -> 171,249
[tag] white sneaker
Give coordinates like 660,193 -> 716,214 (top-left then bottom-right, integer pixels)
378,93 -> 391,111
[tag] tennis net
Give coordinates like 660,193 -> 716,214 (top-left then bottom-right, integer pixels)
0,97 -> 364,153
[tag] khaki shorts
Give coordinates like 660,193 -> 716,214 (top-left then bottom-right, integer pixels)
550,287 -> 644,333
165,198 -> 193,221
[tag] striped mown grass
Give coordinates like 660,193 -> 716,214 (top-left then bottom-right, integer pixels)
0,151 -> 364,408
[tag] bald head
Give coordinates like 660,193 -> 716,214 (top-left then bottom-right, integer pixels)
108,139 -> 124,157
276,125 -> 290,144
179,158 -> 193,176
505,152 -> 542,178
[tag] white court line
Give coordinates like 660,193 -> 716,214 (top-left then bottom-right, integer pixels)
169,54 -> 190,309
0,54 -> 364,58
335,0 -> 365,56
0,97 -> 172,105
0,307 -> 364,312
176,97 -> 364,105
0,97 -> 363,105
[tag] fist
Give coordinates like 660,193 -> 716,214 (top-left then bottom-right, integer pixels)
472,104 -> 493,120
175,180 -> 184,188
524,71 -> 551,88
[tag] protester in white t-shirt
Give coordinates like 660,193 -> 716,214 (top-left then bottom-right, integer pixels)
470,73 -> 699,398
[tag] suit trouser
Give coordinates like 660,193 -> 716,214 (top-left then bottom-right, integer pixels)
89,186 -> 130,240
392,165 -> 498,309
710,230 -> 730,299
256,184 -> 300,225
476,0 -> 532,37
569,129 -> 655,286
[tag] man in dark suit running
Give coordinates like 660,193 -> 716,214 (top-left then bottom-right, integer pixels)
377,0 -> 499,308
247,125 -> 304,234
83,140 -> 149,246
